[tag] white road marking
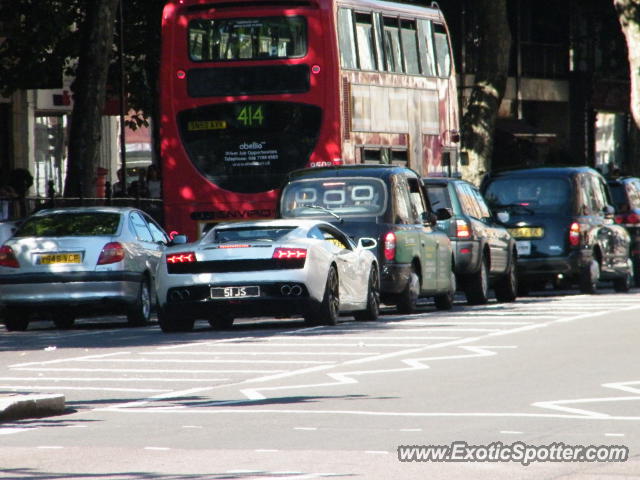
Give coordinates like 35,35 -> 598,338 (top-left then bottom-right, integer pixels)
0,385 -> 169,393
12,367 -> 287,374
10,351 -> 130,368
0,428 -> 34,435
0,376 -> 230,383
144,447 -> 170,451
294,427 -> 317,431
365,451 -> 389,455
605,433 -> 625,437
500,430 -> 523,435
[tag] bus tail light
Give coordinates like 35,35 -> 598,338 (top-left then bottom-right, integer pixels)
568,222 -> 581,247
0,246 -> 19,268
273,247 -> 307,259
166,252 -> 196,264
97,242 -> 125,265
455,220 -> 471,238
384,232 -> 396,261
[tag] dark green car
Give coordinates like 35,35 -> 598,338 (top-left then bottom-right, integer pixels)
278,165 -> 455,313
423,177 -> 518,304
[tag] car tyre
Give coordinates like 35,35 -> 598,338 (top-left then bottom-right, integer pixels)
613,259 -> 633,293
633,255 -> 640,288
127,278 -> 152,326
208,315 -> 235,330
157,307 -> 194,333
397,266 -> 420,314
434,266 -> 456,310
579,258 -> 600,294
3,307 -> 29,331
494,255 -> 518,302
464,255 -> 489,305
306,266 -> 340,326
354,266 -> 380,321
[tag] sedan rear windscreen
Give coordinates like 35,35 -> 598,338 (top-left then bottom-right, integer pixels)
14,213 -> 121,237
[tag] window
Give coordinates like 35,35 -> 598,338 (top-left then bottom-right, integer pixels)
425,184 -> 451,210
320,226 -> 350,250
209,226 -> 295,243
407,177 -> 426,221
189,16 -> 307,61
130,212 -> 153,242
400,19 -> 420,74
355,13 -> 377,71
470,187 -> 492,220
383,17 -> 403,73
393,176 -> 414,224
338,8 -> 358,69
145,216 -> 169,244
15,212 -> 121,237
433,23 -> 451,77
457,184 -> 482,219
417,19 -> 437,76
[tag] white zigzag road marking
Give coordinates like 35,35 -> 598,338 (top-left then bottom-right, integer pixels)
240,346 -> 517,400
532,381 -> 640,418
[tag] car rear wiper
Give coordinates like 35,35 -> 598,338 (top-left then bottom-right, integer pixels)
305,204 -> 343,223
494,203 -> 535,215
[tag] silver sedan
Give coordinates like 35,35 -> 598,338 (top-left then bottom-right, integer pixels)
0,206 -> 171,331
155,219 -> 380,332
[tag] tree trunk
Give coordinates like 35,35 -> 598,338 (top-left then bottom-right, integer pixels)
460,0 -> 512,185
64,0 -> 120,197
614,0 -> 640,129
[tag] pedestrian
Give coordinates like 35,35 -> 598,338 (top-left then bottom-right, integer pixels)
112,168 -> 127,197
146,164 -> 162,198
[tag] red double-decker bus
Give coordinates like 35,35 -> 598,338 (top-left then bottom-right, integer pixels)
160,0 -> 460,238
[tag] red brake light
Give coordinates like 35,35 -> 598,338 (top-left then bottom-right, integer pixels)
455,219 -> 471,238
569,222 -> 580,247
627,213 -> 640,224
384,232 -> 396,261
97,242 -> 125,265
166,252 -> 196,264
0,245 -> 19,268
273,247 -> 307,259
615,214 -> 625,224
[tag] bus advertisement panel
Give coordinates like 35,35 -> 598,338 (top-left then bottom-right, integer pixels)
160,0 -> 459,239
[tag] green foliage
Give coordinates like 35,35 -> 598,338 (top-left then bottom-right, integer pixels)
0,0 -> 165,125
0,1 -> 83,95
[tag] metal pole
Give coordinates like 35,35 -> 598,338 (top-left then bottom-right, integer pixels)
118,0 -> 127,195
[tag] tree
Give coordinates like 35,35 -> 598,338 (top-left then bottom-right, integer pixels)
614,0 -> 640,129
64,0 -> 121,197
459,0 -> 511,185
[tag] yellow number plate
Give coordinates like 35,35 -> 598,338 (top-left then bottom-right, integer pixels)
187,120 -> 227,131
38,253 -> 82,265
508,227 -> 544,239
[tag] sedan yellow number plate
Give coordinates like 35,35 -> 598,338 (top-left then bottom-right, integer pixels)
38,253 -> 82,265
508,227 -> 544,239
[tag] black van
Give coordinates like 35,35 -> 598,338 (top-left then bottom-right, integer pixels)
278,165 -> 455,312
481,166 -> 633,293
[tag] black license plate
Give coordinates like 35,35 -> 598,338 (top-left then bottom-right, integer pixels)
211,286 -> 260,299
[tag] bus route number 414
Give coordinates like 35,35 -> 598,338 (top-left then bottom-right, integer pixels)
237,105 -> 264,127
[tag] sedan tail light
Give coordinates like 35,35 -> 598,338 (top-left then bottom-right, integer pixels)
273,247 -> 307,259
568,222 -> 581,247
166,252 -> 196,264
97,242 -> 125,265
0,245 -> 19,268
383,232 -> 396,261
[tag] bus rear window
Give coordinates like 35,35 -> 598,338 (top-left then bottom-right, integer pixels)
189,16 -> 307,61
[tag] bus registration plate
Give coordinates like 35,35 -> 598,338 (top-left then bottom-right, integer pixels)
211,286 -> 260,299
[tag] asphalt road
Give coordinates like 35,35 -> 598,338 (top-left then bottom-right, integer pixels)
1,288 -> 639,479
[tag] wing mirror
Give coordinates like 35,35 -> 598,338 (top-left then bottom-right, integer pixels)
170,233 -> 189,245
495,210 -> 510,223
358,237 -> 378,250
